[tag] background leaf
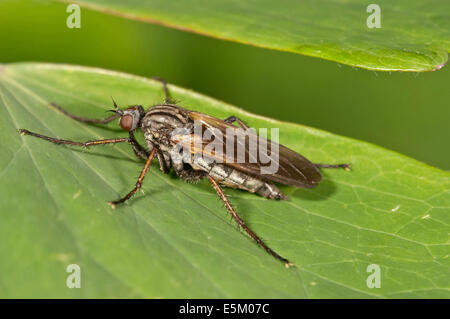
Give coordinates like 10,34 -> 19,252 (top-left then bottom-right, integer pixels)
62,0 -> 450,71
0,63 -> 449,298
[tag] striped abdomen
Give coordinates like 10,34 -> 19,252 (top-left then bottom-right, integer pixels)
191,156 -> 287,200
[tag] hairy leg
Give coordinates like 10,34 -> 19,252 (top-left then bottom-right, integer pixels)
19,129 -> 130,147
152,76 -> 173,103
224,115 -> 249,130
108,148 -> 157,208
315,163 -> 351,171
175,167 -> 205,183
50,103 -> 119,124
207,175 -> 294,268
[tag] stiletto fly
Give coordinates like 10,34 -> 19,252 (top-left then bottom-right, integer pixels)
19,77 -> 350,267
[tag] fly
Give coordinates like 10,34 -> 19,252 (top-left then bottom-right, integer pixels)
19,77 -> 350,267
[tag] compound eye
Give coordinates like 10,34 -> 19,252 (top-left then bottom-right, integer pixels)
119,114 -> 133,131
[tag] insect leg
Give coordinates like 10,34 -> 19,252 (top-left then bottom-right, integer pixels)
128,131 -> 149,160
49,103 -> 120,124
152,76 -> 172,103
176,168 -> 205,183
315,163 -> 351,171
108,148 -> 157,208
19,129 -> 130,147
128,132 -> 169,173
156,150 -> 170,174
207,175 -> 294,268
224,116 -> 249,130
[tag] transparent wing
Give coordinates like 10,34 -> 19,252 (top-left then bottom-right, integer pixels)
171,111 -> 322,188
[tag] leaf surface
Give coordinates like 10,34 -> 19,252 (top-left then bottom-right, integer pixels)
0,63 -> 448,298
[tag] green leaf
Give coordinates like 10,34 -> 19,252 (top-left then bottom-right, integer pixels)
0,62 -> 449,298
61,0 -> 450,71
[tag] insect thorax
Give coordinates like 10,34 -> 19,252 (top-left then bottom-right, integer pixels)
142,104 -> 192,149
